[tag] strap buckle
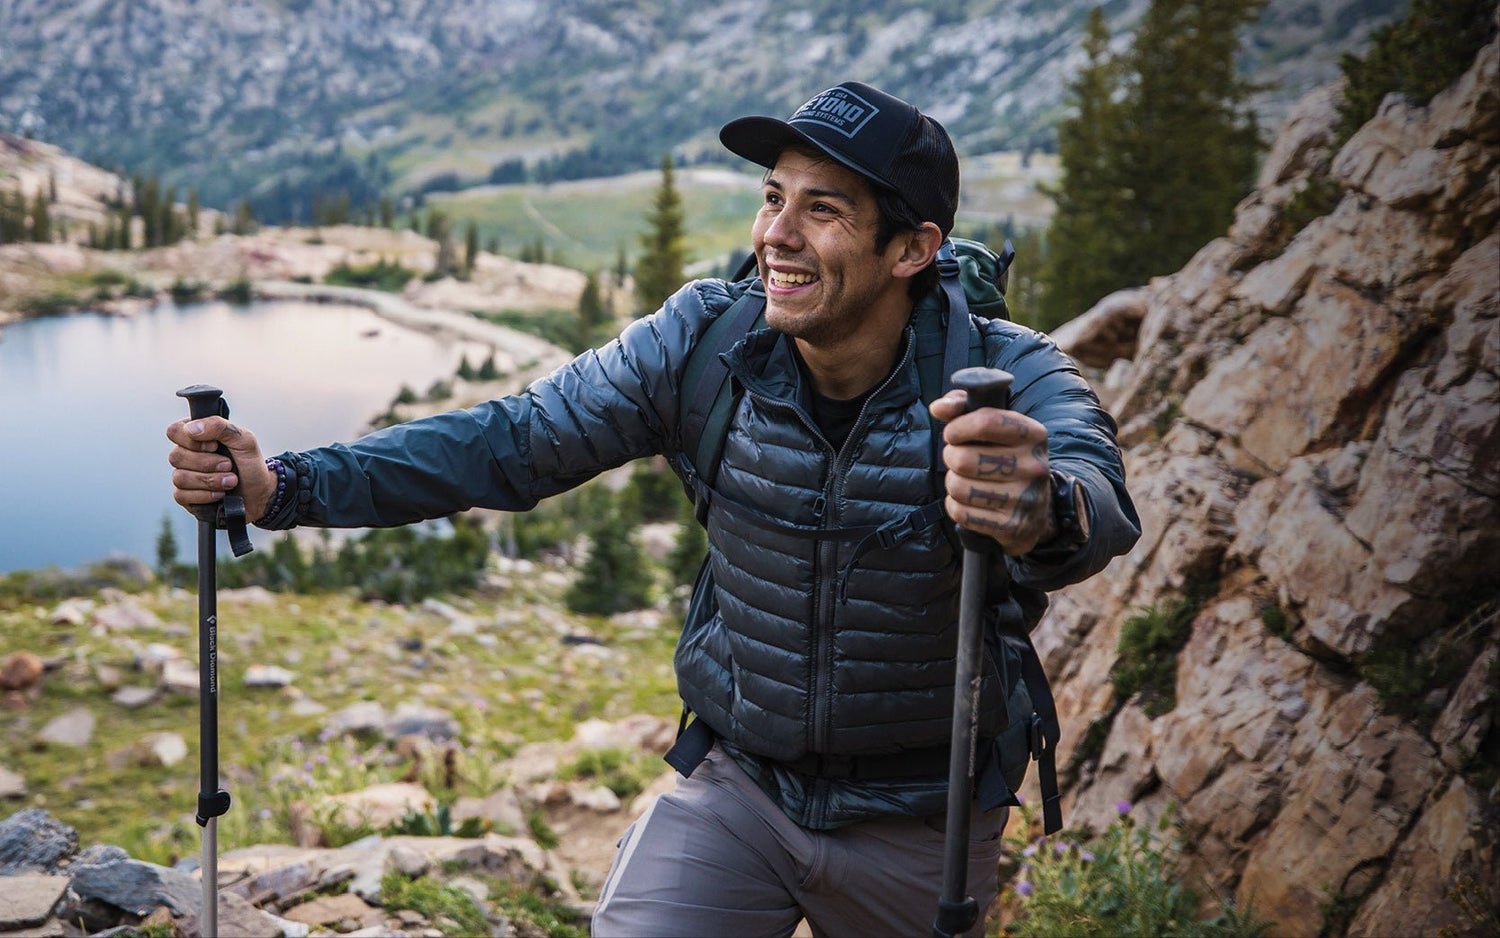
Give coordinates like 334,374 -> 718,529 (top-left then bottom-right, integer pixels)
936,239 -> 961,280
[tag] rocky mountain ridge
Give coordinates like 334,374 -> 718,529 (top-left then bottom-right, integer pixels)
1048,16 -> 1498,938
0,0 -> 1403,212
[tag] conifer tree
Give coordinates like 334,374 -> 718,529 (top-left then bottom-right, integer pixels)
380,197 -> 395,229
186,189 -> 200,235
634,155 -> 686,316
155,515 -> 180,584
29,190 -> 51,242
669,500 -> 709,588
577,271 -> 605,348
566,501 -> 653,615
1039,8 -> 1132,331
1040,0 -> 1264,328
464,220 -> 479,278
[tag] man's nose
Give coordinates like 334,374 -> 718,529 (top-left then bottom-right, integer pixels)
761,208 -> 804,251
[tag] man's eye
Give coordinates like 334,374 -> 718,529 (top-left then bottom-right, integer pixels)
812,202 -> 836,214
763,192 -> 782,206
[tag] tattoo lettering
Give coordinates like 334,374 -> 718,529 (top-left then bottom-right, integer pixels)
967,486 -> 1010,510
977,453 -> 1018,477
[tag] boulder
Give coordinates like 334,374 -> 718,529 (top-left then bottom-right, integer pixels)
37,708 -> 95,748
0,651 -> 44,691
0,809 -> 78,874
0,872 -> 68,929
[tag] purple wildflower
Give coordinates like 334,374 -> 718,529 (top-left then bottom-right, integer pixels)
1016,881 -> 1035,898
303,761 -> 314,772
1022,844 -> 1038,858
259,808 -> 273,821
1055,841 -> 1070,855
1115,800 -> 1133,815
1080,851 -> 1095,863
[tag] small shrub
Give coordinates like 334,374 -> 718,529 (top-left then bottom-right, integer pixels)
490,880 -> 587,938
557,747 -> 655,800
380,872 -> 489,937
1004,802 -> 1272,938
325,259 -> 417,292
387,803 -> 489,838
19,289 -> 80,316
1111,597 -> 1201,717
1336,0 -> 1498,145
218,278 -> 253,303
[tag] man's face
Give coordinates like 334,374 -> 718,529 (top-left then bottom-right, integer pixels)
752,150 -> 910,346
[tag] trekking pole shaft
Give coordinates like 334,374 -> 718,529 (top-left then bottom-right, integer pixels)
178,385 -> 232,938
934,367 -> 1013,938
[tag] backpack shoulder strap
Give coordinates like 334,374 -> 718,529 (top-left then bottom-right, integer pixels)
679,279 -> 765,494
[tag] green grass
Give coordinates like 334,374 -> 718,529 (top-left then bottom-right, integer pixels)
0,555 -> 681,866
419,168 -> 763,274
381,872 -> 490,937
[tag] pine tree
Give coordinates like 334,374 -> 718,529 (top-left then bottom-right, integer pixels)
577,271 -> 605,348
464,220 -> 479,278
565,502 -> 653,615
155,515 -> 180,583
380,196 -> 395,229
186,189 -> 200,236
29,190 -> 51,242
668,499 -> 709,587
634,155 -> 687,317
1040,0 -> 1264,328
1039,8 -> 1132,331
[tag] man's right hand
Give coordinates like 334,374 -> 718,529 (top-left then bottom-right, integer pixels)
166,416 -> 276,523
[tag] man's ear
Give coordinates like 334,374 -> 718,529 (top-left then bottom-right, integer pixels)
891,222 -> 944,280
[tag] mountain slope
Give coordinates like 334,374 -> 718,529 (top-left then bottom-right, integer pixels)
0,0 -> 1404,215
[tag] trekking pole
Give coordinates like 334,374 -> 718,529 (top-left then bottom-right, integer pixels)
176,384 -> 251,938
933,366 -> 1013,938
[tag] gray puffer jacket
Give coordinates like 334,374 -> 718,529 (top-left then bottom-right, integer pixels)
272,277 -> 1140,829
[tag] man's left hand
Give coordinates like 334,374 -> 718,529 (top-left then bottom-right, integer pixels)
929,391 -> 1056,555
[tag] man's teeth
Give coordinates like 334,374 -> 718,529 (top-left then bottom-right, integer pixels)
771,271 -> 815,286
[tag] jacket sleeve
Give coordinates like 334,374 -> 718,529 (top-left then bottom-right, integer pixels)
282,280 -> 731,529
982,320 -> 1142,592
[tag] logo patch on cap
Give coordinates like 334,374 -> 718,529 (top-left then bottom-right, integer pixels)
789,86 -> 879,139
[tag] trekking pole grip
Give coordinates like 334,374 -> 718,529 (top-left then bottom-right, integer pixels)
951,366 -> 1013,414
950,368 -> 1013,554
176,385 -> 234,525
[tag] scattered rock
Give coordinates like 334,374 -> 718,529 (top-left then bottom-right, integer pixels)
453,788 -> 529,837
384,702 -> 458,740
110,685 -> 160,709
0,872 -> 68,929
172,891 -> 286,938
0,651 -> 44,691
221,585 -> 278,604
281,892 -> 381,930
37,708 -> 96,748
108,732 -> 188,769
0,764 -> 27,799
92,597 -> 161,631
0,809 -> 78,874
386,844 -> 431,878
160,657 -> 200,695
135,642 -> 184,674
325,700 -> 387,737
48,598 -> 94,627
245,663 -> 296,688
67,848 -> 199,918
291,782 -> 436,847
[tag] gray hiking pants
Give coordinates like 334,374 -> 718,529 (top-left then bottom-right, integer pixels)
591,744 -> 1006,937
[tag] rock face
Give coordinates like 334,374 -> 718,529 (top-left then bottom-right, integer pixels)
1042,28 -> 1499,938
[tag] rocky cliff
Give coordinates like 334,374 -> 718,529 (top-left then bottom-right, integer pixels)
1048,19 -> 1498,938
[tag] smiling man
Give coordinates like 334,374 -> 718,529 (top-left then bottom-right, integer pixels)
167,82 -> 1140,936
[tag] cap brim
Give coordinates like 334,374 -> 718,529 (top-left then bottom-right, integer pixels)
719,116 -> 894,193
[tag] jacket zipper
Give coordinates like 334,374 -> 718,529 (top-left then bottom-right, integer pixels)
814,329 -> 916,756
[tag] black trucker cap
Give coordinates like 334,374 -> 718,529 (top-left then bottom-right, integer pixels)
720,81 -> 960,235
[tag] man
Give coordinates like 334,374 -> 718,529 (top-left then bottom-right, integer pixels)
168,81 -> 1140,936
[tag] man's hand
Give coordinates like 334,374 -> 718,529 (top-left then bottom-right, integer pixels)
166,416 -> 276,523
930,391 -> 1056,555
